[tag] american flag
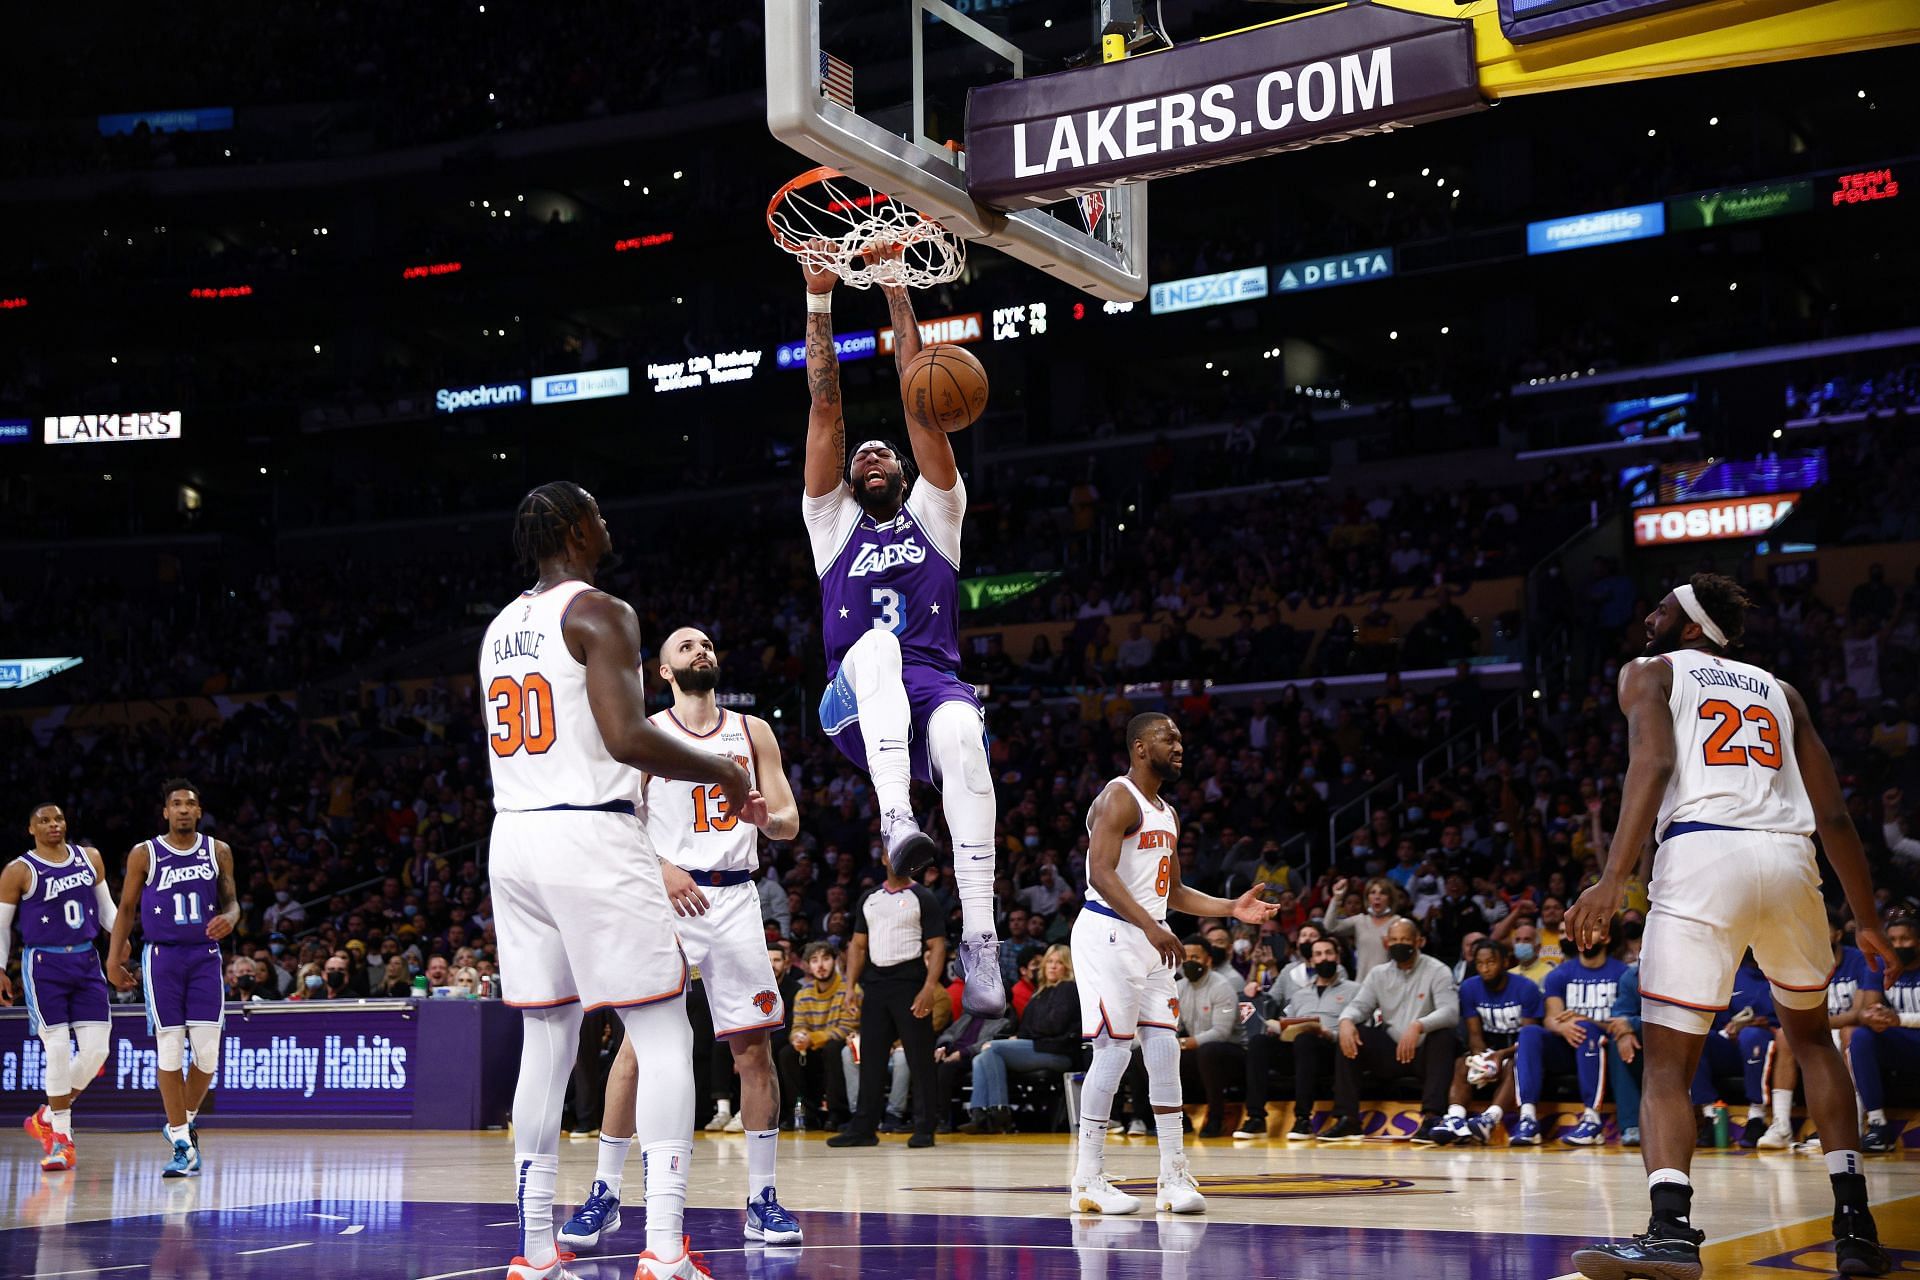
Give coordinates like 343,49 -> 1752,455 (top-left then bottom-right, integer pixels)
820,50 -> 854,110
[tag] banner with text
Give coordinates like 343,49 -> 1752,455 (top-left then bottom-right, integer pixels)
44,412 -> 182,445
1632,493 -> 1799,546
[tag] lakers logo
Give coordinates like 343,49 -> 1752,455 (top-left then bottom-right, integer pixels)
752,989 -> 778,1016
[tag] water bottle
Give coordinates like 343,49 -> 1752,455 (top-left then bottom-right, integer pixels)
1710,1101 -> 1729,1148
793,1096 -> 807,1132
412,974 -> 429,999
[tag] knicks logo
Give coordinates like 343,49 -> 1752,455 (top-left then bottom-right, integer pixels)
1168,997 -> 1180,1018
847,540 -> 926,577
752,990 -> 779,1016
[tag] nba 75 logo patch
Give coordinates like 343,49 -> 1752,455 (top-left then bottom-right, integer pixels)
753,990 -> 779,1015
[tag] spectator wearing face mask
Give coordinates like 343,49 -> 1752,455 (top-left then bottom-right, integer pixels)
1327,917 -> 1459,1145
1503,919 -> 1554,985
1507,922 -> 1627,1146
1236,936 -> 1357,1138
1176,937 -> 1245,1138
264,888 -> 306,933
1324,877 -> 1399,976
290,962 -> 326,1000
224,955 -> 267,1003
314,952 -> 354,999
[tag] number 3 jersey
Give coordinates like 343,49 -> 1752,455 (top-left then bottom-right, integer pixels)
804,474 -> 966,677
643,709 -> 760,874
140,834 -> 219,943
1656,648 -> 1813,837
480,580 -> 641,812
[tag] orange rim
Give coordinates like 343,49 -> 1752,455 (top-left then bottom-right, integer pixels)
767,165 -> 849,250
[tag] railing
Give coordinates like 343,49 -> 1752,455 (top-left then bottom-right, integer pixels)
1414,690 -> 1525,791
286,832 -> 491,943
1324,775 -> 1406,870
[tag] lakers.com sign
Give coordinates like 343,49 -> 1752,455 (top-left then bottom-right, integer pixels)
44,411 -> 182,444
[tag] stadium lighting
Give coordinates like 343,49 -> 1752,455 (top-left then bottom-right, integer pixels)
1388,330 -> 1398,340
1044,18 -> 1051,26
1386,191 -> 1395,199
1669,294 -> 1680,303
1709,116 -> 1719,125
1440,326 -> 1450,334
1205,361 -> 1213,369
1451,189 -> 1460,198
1421,167 -> 1430,176
1729,282 -> 1738,291
482,200 -> 490,207
1647,128 -> 1657,137
313,343 -> 322,353
1858,89 -> 1867,98
623,179 -> 631,187
673,170 -> 684,180
110,356 -> 118,364
1773,428 -> 1783,438
259,467 -> 267,475
1368,179 -> 1376,188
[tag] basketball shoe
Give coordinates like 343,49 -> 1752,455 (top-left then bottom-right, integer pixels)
634,1237 -> 713,1278
24,1106 -> 55,1155
1068,1172 -> 1141,1215
1509,1117 -> 1543,1146
1154,1156 -> 1206,1214
1563,1113 -> 1607,1145
162,1139 -> 197,1178
558,1181 -> 621,1250
883,812 -> 939,879
1570,1219 -> 1705,1280
958,936 -> 1005,1016
42,1138 -> 76,1171
505,1250 -> 578,1280
744,1188 -> 804,1245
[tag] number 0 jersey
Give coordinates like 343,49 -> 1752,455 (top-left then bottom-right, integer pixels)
642,708 -> 760,874
1085,776 -> 1180,923
1655,648 -> 1814,838
480,580 -> 641,812
12,846 -> 101,948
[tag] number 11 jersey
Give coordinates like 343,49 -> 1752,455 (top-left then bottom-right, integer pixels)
1656,648 -> 1813,838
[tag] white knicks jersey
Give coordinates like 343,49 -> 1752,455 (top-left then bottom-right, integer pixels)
1656,648 -> 1814,838
1085,777 -> 1180,923
642,708 -> 759,874
480,581 -> 642,813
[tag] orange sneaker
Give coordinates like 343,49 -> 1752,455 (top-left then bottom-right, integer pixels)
634,1238 -> 712,1279
23,1107 -> 54,1155
505,1251 -> 577,1280
41,1139 -> 75,1171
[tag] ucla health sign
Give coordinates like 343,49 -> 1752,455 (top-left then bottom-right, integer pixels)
435,380 -> 526,413
1275,247 -> 1394,293
775,330 -> 879,370
1526,202 -> 1665,255
1150,266 -> 1269,315
0,658 -> 82,690
531,367 -> 631,405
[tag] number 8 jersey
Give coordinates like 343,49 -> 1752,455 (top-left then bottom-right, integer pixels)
1085,776 -> 1180,922
1655,648 -> 1814,838
480,581 -> 641,812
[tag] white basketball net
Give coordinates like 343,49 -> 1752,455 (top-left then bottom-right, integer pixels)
769,168 -> 965,290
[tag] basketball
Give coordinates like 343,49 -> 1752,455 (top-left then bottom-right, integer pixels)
901,344 -> 988,433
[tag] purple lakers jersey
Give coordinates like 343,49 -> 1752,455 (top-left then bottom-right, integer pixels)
14,846 -> 100,948
805,477 -> 966,676
141,834 -> 219,944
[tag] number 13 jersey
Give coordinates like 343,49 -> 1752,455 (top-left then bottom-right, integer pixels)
643,709 -> 760,874
1657,648 -> 1813,838
480,581 -> 640,812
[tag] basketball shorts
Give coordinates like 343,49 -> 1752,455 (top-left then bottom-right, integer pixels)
819,661 -> 981,784
143,941 -> 224,1033
676,878 -> 785,1038
1071,908 -> 1178,1041
490,808 -> 687,1012
1639,828 -> 1833,1035
23,947 -> 111,1033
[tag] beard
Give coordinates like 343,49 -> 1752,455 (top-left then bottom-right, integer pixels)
1643,614 -> 1688,655
671,662 -> 721,693
853,470 -> 905,517
1150,755 -> 1183,781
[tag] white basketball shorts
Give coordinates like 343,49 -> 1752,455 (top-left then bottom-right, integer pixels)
1639,827 -> 1833,1035
678,879 -> 785,1038
490,808 -> 686,1011
1071,907 -> 1179,1041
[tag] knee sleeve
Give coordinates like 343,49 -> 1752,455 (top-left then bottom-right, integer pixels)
1140,1025 -> 1183,1107
927,702 -> 991,798
844,627 -> 904,693
513,1004 -> 586,1157
70,1023 -> 110,1091
155,1026 -> 187,1073
1079,1040 -> 1132,1127
188,1024 -> 221,1075
618,998 -> 694,1148
38,1026 -> 73,1096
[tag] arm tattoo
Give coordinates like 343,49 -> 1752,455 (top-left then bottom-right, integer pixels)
805,311 -> 841,410
885,288 -> 919,376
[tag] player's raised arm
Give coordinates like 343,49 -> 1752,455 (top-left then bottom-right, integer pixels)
1087,783 -> 1182,967
745,715 -> 800,842
107,843 -> 150,990
1784,681 -> 1895,972
566,591 -> 766,826
1567,658 -> 1673,949
878,272 -> 959,492
801,254 -> 846,499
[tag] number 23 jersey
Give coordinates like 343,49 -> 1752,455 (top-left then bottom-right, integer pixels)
1656,648 -> 1813,837
804,474 -> 965,677
480,581 -> 640,812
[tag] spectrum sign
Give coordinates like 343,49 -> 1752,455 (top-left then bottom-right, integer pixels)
1632,493 -> 1798,546
531,367 -> 631,405
435,381 -> 527,413
1526,202 -> 1665,255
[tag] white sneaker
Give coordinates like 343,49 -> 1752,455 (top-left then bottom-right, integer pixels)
1126,1119 -> 1148,1138
506,1253 -> 578,1280
723,1111 -> 745,1133
1793,1135 -> 1824,1156
1154,1156 -> 1206,1214
1756,1118 -> 1793,1150
704,1108 -> 732,1133
634,1237 -> 710,1279
1068,1173 -> 1142,1215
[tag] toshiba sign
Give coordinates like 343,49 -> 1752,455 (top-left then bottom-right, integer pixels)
1632,493 -> 1798,546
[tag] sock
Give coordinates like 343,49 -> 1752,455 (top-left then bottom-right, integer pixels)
1772,1089 -> 1793,1126
1447,1104 -> 1467,1119
1154,1111 -> 1185,1175
1648,1169 -> 1692,1226
514,1151 -> 560,1263
1075,1118 -> 1109,1183
1702,1105 -> 1718,1120
1866,1108 -> 1886,1127
713,1098 -> 731,1117
746,1129 -> 779,1202
49,1108 -> 73,1140
166,1123 -> 191,1146
1825,1149 -> 1864,1179
1583,1108 -> 1600,1124
1746,1104 -> 1765,1123
1482,1104 -> 1504,1124
642,1140 -> 692,1259
1519,1103 -> 1536,1121
595,1134 -> 633,1197
954,864 -> 997,942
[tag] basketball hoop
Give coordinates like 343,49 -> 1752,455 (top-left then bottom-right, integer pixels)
767,166 -> 965,290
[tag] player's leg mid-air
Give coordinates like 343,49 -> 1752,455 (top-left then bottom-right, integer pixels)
795,241 -> 1004,1015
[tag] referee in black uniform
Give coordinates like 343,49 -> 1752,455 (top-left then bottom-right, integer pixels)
827,866 -> 948,1149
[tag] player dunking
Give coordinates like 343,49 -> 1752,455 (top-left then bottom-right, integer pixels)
1566,575 -> 1892,1280
1069,713 -> 1277,1215
560,625 -> 806,1253
105,779 -> 238,1179
482,482 -> 766,1280
799,247 -> 1004,1014
0,803 -> 117,1172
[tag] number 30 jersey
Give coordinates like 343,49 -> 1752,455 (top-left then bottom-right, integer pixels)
480,580 -> 640,813
1655,648 -> 1814,838
803,475 -> 965,677
642,709 -> 760,874
1085,777 -> 1180,924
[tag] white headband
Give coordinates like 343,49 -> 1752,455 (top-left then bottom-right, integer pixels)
1673,584 -> 1728,648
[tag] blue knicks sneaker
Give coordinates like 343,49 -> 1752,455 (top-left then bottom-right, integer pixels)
1510,1117 -> 1542,1146
162,1139 -> 197,1178
1563,1115 -> 1607,1146
557,1180 -> 621,1251
744,1187 -> 804,1245
1465,1112 -> 1497,1145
